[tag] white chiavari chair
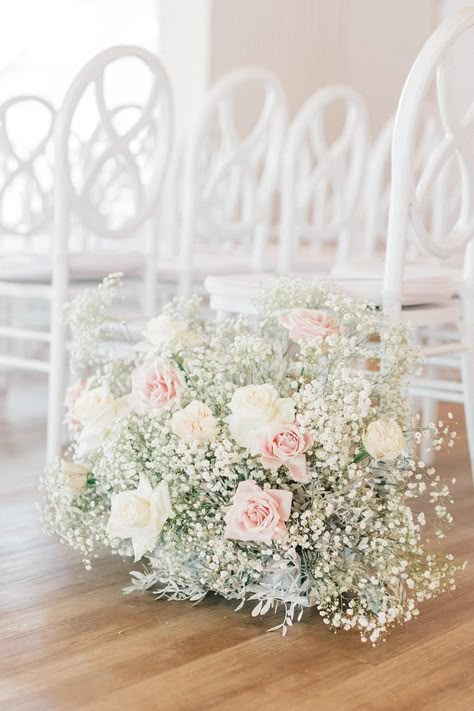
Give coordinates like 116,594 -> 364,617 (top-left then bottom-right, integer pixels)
0,47 -> 173,461
157,68 -> 287,299
278,86 -> 369,274
46,45 -> 173,460
205,9 -> 474,477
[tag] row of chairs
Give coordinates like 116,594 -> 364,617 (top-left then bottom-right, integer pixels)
1,54 -> 445,298
205,9 -> 474,479
1,9 -> 472,467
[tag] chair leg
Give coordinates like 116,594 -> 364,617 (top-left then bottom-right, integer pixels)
421,363 -> 437,465
461,342 -> 474,483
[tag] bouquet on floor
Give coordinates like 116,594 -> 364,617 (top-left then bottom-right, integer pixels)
40,274 -> 463,643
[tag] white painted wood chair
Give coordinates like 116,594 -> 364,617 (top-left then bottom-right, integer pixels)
0,47 -> 173,461
0,96 -> 55,252
158,68 -> 287,299
278,86 -> 369,274
205,9 -> 474,476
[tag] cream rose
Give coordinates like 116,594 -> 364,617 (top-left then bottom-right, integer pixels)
61,460 -> 89,494
135,315 -> 200,352
106,476 -> 172,561
171,400 -> 218,443
279,308 -> 339,342
131,358 -> 186,417
362,419 -> 406,461
76,394 -> 131,457
226,384 -> 295,451
73,385 -> 115,429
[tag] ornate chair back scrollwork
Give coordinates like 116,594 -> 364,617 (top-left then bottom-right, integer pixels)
47,46 -> 173,460
278,86 -> 369,273
0,96 -> 55,246
177,69 -> 287,296
384,10 -> 474,316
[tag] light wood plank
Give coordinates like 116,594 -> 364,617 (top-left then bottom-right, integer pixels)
0,382 -> 473,710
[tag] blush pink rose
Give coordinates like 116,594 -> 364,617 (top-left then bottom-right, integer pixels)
224,480 -> 292,545
258,422 -> 312,483
132,358 -> 186,417
279,308 -> 338,342
64,379 -> 88,430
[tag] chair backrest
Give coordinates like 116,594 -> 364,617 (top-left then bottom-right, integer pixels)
179,68 -> 287,270
0,96 -> 55,244
278,86 -> 369,272
363,106 -> 459,259
384,9 -> 474,319
47,46 -> 173,461
55,45 -> 173,242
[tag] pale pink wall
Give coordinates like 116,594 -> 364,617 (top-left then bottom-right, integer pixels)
210,0 -> 437,135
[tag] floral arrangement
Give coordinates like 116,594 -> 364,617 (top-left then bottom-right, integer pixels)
40,274 -> 463,643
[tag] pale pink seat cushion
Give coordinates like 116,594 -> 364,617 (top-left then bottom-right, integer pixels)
205,269 -> 459,309
0,252 -> 143,283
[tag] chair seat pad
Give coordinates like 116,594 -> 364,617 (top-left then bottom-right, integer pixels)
205,270 -> 459,309
0,252 -> 143,283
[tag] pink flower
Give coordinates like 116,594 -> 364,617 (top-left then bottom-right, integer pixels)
64,379 -> 87,430
224,480 -> 292,545
258,422 -> 312,483
132,358 -> 186,417
279,308 -> 339,342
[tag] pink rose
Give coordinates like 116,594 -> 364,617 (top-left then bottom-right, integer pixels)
279,308 -> 338,342
132,358 -> 186,417
224,480 -> 292,545
258,422 -> 312,483
64,379 -> 87,430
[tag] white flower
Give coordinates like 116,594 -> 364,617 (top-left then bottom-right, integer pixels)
76,394 -> 131,457
73,386 -> 115,429
362,419 -> 406,461
61,460 -> 89,494
226,384 -> 295,451
171,400 -> 218,443
106,476 -> 172,561
135,315 -> 199,352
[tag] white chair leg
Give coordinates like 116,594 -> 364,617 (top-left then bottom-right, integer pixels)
461,330 -> 474,483
421,357 -> 437,465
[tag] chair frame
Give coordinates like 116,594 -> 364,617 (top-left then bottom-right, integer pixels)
278,85 -> 369,273
177,68 -> 287,297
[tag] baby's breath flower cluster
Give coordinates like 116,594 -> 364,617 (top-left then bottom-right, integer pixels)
40,276 -> 464,643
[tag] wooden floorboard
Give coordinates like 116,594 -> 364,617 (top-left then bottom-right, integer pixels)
0,379 -> 473,710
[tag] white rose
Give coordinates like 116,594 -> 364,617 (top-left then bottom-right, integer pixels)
76,394 -> 131,457
171,400 -> 218,443
362,419 -> 406,461
106,476 -> 172,561
73,385 -> 115,428
226,384 -> 295,451
61,460 -> 89,494
135,315 -> 200,352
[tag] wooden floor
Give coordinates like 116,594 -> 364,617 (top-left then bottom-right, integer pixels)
1,378 -> 473,711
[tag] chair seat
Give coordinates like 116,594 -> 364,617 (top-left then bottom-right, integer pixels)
157,243 -> 337,283
156,250 -> 264,281
0,252 -> 143,283
331,256 -> 461,286
204,270 -> 460,316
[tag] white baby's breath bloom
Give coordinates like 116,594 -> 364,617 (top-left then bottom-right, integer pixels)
226,384 -> 295,451
61,460 -> 89,494
171,400 -> 218,443
106,476 -> 172,561
362,419 -> 406,461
